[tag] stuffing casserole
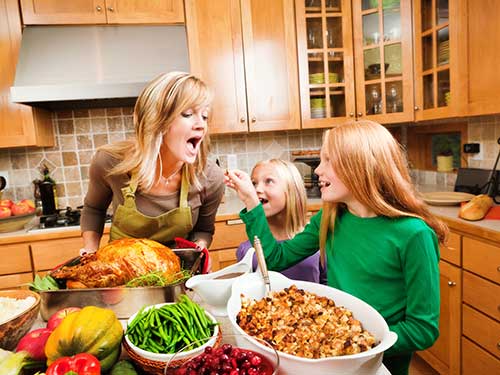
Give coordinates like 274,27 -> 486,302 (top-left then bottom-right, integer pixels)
237,285 -> 377,359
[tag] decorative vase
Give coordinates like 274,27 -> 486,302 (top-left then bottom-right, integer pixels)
437,155 -> 454,172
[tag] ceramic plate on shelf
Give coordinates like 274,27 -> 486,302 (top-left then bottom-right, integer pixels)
421,192 -> 475,206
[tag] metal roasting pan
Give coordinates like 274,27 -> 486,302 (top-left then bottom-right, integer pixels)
40,248 -> 202,320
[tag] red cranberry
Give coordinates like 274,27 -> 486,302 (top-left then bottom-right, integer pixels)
250,355 -> 262,367
204,346 -> 213,354
247,368 -> 259,375
222,343 -> 233,354
229,370 -> 239,375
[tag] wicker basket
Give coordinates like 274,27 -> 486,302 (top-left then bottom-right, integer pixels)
123,328 -> 223,375
0,213 -> 35,233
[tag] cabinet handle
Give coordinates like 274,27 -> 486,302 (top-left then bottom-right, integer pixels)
107,6 -> 114,12
226,219 -> 243,225
357,112 -> 363,117
414,106 -> 419,111
447,281 -> 456,286
349,112 -> 354,117
497,342 -> 500,349
447,247 -> 455,251
497,266 -> 500,272
251,116 -> 257,123
239,116 -> 246,123
96,5 -> 102,11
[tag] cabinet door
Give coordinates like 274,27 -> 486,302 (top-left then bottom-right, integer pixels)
0,273 -> 33,289
185,0 -> 248,134
462,337 -> 500,375
106,0 -> 184,24
20,0 -> 107,24
296,0 -> 356,128
0,0 -> 54,148
353,0 -> 414,124
242,0 -> 300,132
419,260 -> 461,375
413,0 -> 463,120
211,248 -> 239,272
461,0 -> 500,116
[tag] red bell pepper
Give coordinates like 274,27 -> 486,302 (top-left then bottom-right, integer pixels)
46,353 -> 100,375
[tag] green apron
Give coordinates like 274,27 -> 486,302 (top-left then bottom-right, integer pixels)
109,166 -> 193,245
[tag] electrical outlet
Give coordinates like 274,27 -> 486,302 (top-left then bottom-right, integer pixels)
463,143 -> 480,153
227,154 -> 238,170
0,170 -> 9,190
470,143 -> 483,160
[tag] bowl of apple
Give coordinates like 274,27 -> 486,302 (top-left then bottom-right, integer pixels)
0,199 -> 36,233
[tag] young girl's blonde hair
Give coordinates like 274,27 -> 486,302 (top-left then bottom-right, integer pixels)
253,159 -> 308,239
100,71 -> 213,191
319,120 -> 448,265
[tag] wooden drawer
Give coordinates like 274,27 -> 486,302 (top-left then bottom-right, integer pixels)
210,219 -> 247,250
0,243 -> 31,274
463,237 -> 500,283
0,272 -> 33,289
462,337 -> 500,374
463,271 -> 500,321
31,237 -> 83,271
463,304 -> 500,359
211,248 -> 238,272
440,231 -> 461,266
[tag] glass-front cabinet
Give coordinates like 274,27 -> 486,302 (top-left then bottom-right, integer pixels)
414,0 -> 460,120
352,0 -> 414,123
296,0 -> 356,128
296,0 -> 414,128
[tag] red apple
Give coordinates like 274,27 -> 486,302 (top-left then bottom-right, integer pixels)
47,307 -> 82,330
15,327 -> 52,361
10,203 -> 31,216
0,199 -> 13,208
0,206 -> 11,218
19,199 -> 36,212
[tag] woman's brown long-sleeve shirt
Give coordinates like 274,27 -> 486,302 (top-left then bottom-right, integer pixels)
81,150 -> 225,247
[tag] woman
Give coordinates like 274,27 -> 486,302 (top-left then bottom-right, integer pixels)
80,71 -> 224,254
225,120 -> 446,374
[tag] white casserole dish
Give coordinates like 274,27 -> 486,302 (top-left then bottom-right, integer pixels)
227,271 -> 398,375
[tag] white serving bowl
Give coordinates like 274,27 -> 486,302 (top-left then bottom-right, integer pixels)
227,272 -> 398,375
124,302 -> 219,363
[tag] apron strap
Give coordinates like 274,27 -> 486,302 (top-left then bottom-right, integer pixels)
179,165 -> 189,208
120,179 -> 138,209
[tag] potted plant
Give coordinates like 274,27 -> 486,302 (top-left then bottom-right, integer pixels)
435,138 -> 454,172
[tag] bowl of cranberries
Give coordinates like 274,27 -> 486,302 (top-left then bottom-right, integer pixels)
164,334 -> 279,375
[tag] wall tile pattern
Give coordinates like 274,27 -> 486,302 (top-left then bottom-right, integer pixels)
0,110 -> 499,208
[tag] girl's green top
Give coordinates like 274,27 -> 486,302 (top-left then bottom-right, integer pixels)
240,204 -> 440,375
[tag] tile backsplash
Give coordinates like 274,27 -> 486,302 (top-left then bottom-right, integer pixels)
0,108 -> 324,208
1,109 -> 499,207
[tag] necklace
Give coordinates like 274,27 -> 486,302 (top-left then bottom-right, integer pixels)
159,165 -> 183,186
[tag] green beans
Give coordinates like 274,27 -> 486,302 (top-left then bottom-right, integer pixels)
125,295 -> 218,354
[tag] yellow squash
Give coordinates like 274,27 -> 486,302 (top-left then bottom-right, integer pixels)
45,306 -> 123,371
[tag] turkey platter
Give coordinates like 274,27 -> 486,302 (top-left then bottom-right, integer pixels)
51,238 -> 181,288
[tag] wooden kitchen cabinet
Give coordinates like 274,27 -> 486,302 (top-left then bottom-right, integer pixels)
209,218 -> 247,271
418,259 -> 462,375
20,0 -> 184,25
185,0 -> 300,134
296,0 -> 414,128
0,0 -> 54,149
413,0 -> 464,120
0,242 -> 33,289
31,234 -> 110,273
459,0 -> 500,117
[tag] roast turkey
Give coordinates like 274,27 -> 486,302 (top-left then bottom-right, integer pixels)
51,238 -> 181,288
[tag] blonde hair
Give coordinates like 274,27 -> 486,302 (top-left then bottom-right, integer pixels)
318,120 -> 448,265
100,71 -> 213,190
252,159 -> 308,239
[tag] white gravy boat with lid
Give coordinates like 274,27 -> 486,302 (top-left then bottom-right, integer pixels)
185,248 -> 255,316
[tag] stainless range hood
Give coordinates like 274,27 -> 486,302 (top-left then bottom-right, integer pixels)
10,25 -> 189,109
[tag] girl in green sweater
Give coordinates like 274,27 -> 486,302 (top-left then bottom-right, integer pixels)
224,120 -> 447,375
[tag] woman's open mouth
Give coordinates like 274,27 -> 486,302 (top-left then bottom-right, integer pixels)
319,181 -> 331,188
186,136 -> 202,152
259,198 -> 269,204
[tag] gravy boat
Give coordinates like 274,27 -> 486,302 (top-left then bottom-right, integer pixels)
186,248 -> 255,316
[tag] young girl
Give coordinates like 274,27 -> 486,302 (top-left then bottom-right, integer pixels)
236,159 -> 326,284
225,120 -> 446,375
